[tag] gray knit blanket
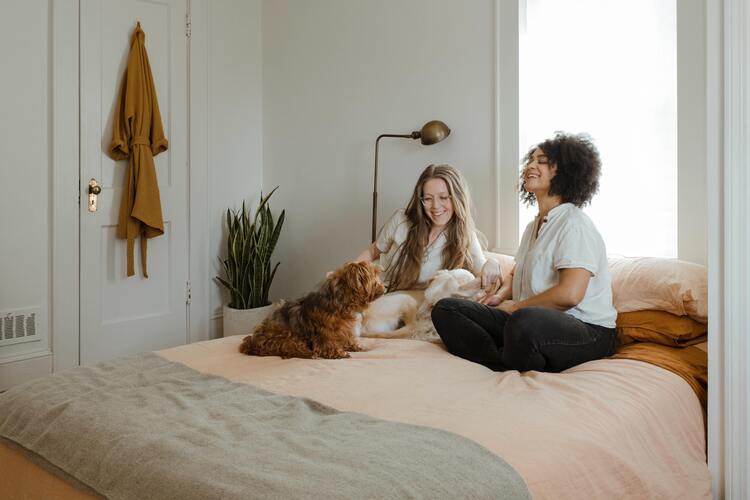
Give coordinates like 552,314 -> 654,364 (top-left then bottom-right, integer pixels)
0,353 -> 529,500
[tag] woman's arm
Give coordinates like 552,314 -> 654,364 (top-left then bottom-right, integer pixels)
496,267 -> 591,314
478,264 -> 514,304
468,233 -> 503,290
354,243 -> 382,263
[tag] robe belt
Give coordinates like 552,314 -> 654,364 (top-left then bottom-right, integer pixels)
129,136 -> 151,146
125,135 -> 154,278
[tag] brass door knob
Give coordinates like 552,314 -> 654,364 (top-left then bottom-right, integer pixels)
88,178 -> 101,212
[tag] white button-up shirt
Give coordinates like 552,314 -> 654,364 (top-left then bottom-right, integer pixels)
376,209 -> 486,287
512,203 -> 617,328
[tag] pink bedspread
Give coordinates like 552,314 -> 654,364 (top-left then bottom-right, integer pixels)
159,336 -> 710,499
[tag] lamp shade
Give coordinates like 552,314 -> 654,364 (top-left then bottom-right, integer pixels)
417,120 -> 451,145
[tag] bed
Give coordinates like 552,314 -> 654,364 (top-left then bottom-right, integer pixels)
0,256 -> 711,499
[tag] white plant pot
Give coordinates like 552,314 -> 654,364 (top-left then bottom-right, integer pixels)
222,304 -> 275,337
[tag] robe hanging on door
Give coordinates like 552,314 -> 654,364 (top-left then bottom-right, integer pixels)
108,22 -> 168,278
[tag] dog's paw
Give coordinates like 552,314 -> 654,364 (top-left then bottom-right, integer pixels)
331,349 -> 351,359
317,348 -> 350,359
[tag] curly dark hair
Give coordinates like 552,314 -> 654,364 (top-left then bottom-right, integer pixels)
519,132 -> 602,207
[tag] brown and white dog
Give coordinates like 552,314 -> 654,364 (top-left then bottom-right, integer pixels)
239,261 -> 385,359
361,269 -> 484,341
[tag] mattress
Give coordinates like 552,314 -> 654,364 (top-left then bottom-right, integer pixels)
1,336 -> 710,499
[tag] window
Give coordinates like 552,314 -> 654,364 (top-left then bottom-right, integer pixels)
518,0 -> 677,257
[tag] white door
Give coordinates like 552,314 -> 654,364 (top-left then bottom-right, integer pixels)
80,0 -> 189,365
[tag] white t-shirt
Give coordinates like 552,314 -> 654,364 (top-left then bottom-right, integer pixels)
375,209 -> 486,287
512,203 -> 617,328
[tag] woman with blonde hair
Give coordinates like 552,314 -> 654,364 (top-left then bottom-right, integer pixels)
355,164 -> 501,291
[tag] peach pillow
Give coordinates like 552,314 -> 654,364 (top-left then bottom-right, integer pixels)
609,257 -> 707,323
616,310 -> 707,347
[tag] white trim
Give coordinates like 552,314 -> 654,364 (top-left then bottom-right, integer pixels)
188,0 -> 210,343
706,0 -> 723,497
494,0 -> 520,255
706,0 -> 724,497
0,349 -> 54,365
51,0 -> 80,372
709,0 -> 750,496
722,1 -> 750,497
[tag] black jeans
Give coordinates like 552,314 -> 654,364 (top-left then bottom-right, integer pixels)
431,298 -> 617,373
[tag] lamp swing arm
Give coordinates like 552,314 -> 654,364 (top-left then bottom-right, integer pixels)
370,120 -> 450,242
372,133 -> 416,242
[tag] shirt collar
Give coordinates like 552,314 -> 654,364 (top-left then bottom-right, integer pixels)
540,202 -> 574,224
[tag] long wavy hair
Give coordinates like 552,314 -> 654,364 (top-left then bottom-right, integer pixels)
385,164 -> 478,291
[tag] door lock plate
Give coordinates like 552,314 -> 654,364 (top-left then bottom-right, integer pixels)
88,178 -> 101,212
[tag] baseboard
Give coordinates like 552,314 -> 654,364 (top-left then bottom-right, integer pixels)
0,354 -> 52,391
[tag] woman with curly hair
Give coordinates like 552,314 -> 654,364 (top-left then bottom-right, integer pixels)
432,132 -> 617,372
354,164 -> 501,292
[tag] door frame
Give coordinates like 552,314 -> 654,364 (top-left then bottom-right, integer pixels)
708,1 -> 750,497
53,0 -> 210,372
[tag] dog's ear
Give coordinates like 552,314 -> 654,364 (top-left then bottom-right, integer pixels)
328,262 -> 366,303
323,265 -> 347,301
450,277 -> 482,299
427,273 -> 448,291
348,262 -> 384,301
327,262 -> 384,306
346,262 -> 374,293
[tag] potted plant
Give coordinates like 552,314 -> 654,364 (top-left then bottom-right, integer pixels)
216,187 -> 285,336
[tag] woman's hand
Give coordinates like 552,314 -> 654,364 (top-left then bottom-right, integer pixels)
478,292 -> 503,306
478,278 -> 512,306
480,259 -> 502,292
496,300 -> 518,314
354,243 -> 382,263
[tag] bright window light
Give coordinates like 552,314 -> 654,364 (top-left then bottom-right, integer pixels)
519,0 -> 677,258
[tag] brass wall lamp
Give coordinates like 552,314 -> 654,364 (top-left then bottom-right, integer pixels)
371,120 -> 451,242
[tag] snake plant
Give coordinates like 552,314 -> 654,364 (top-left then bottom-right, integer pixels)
216,187 -> 285,309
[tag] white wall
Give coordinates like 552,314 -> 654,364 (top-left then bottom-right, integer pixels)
263,0 -> 496,298
207,0 -> 264,337
0,0 -> 54,387
262,0 -> 708,299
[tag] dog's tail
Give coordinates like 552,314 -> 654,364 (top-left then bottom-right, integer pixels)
361,324 -> 415,339
361,317 -> 439,341
362,300 -> 420,340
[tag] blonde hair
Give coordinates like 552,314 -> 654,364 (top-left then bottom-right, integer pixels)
385,164 -> 478,291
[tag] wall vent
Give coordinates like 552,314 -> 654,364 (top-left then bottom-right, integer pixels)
0,308 -> 41,347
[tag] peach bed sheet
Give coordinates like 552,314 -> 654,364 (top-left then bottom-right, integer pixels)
161,336 -> 710,500
3,336 -> 709,499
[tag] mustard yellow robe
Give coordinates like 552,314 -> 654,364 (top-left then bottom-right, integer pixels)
108,23 -> 168,278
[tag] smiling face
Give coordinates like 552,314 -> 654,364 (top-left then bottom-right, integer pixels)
420,177 -> 454,228
523,148 -> 557,196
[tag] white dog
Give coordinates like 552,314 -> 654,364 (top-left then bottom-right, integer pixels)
361,269 -> 485,341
